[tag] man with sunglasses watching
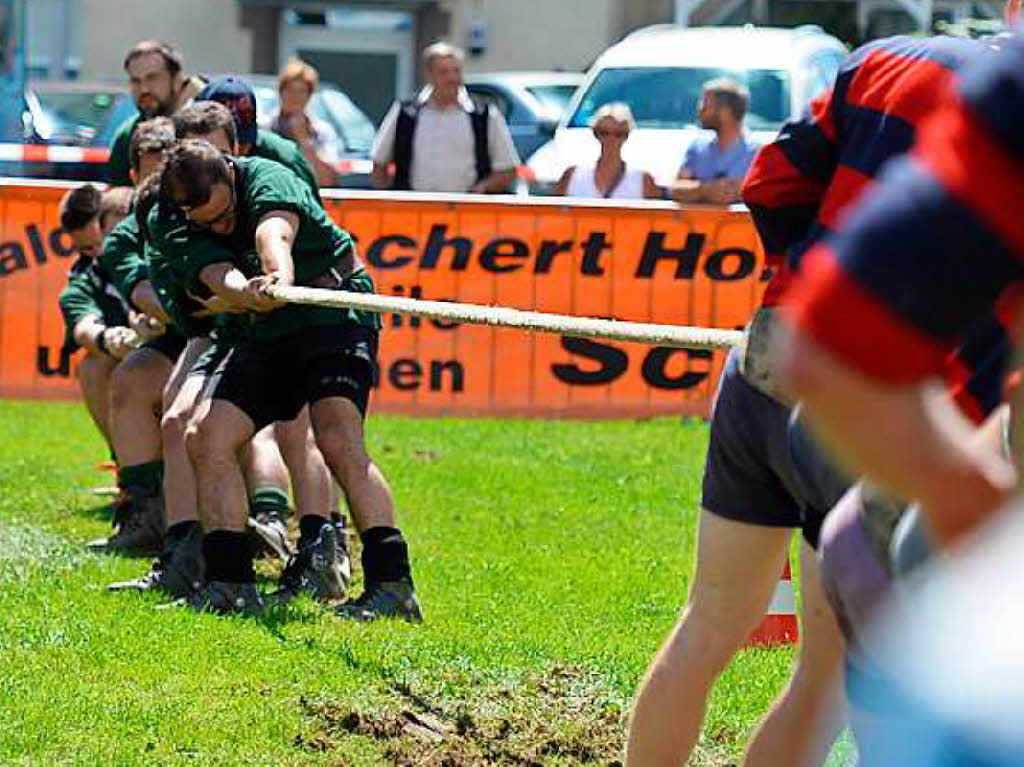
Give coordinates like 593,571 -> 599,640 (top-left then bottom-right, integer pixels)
146,139 -> 420,619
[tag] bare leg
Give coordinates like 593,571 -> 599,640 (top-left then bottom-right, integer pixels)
626,511 -> 791,766
309,397 -> 396,532
160,339 -> 212,528
77,352 -> 118,450
743,541 -> 847,767
108,347 -> 172,467
186,398 -> 255,533
274,407 -> 332,520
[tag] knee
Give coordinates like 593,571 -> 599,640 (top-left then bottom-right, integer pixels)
108,363 -> 138,411
184,415 -> 229,467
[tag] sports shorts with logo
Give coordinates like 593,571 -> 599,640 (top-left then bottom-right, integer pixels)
211,322 -> 377,431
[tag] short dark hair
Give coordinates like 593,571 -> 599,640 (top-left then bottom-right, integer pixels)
59,183 -> 102,232
172,101 -> 237,146
160,139 -> 232,210
123,39 -> 184,77
703,78 -> 749,121
100,187 -> 134,230
130,117 -> 176,173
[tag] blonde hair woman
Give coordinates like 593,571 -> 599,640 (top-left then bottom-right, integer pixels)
270,57 -> 340,186
554,103 -> 660,199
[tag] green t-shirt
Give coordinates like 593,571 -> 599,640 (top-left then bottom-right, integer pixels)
58,257 -> 132,352
107,115 -> 143,187
253,129 -> 320,202
100,214 -> 149,305
147,156 -> 377,341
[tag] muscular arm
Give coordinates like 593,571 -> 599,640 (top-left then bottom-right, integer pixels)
129,280 -> 170,324
254,210 -> 299,285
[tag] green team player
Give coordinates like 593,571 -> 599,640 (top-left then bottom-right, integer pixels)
107,39 -> 204,187
57,184 -> 137,467
194,76 -> 321,201
149,139 -> 420,619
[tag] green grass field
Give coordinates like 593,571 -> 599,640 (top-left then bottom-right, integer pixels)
0,399 -> 842,766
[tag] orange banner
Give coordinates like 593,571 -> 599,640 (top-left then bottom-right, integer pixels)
0,183 -> 767,417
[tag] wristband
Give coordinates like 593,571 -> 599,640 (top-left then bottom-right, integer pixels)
95,327 -> 110,355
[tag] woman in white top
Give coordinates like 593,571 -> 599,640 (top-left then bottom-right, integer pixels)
554,103 -> 660,200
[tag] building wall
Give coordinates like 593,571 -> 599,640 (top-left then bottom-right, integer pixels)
78,0 -> 252,80
440,0 -> 622,73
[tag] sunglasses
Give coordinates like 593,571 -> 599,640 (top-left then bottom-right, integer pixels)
185,184 -> 236,231
595,128 -> 629,138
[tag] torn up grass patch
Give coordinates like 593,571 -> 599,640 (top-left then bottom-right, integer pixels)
294,663 -> 627,765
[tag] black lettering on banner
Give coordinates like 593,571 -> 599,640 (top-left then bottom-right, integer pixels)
704,248 -> 755,281
49,227 -> 75,259
534,239 -> 573,273
430,360 -> 465,391
367,234 -> 417,269
389,358 -> 422,390
0,241 -> 28,277
580,232 -> 610,276
635,232 -> 705,279
421,224 -> 472,271
551,336 -> 628,385
641,347 -> 712,390
26,225 -> 47,266
37,345 -> 72,377
480,238 -> 529,273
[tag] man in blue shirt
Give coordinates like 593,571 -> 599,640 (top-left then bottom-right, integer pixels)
671,78 -> 760,204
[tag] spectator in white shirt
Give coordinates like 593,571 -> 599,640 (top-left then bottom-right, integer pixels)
554,103 -> 660,199
371,42 -> 520,193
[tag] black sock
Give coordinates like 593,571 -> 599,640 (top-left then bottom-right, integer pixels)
166,520 -> 200,545
202,530 -> 255,583
360,526 -> 412,586
298,514 -> 329,548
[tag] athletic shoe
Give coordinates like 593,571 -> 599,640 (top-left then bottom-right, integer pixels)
87,493 -> 165,556
335,580 -> 422,623
185,580 -> 263,615
274,522 -> 351,602
106,524 -> 203,598
246,510 -> 292,561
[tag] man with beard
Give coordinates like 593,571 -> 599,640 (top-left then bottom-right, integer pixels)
107,40 -> 204,187
671,78 -> 760,205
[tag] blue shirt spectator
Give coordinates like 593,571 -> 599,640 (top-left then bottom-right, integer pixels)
672,77 -> 760,204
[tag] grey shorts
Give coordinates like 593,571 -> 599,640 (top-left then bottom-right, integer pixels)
701,348 -> 831,546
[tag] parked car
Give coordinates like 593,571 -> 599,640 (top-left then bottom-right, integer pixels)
526,25 -> 848,194
0,76 -> 376,186
465,71 -> 585,162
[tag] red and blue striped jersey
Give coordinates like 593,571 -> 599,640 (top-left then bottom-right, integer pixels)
743,34 -> 982,307
787,33 -> 1024,420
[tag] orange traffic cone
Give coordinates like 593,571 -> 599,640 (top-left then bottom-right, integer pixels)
746,559 -> 799,647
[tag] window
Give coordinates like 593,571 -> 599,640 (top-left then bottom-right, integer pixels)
525,84 -> 578,114
567,67 -> 790,132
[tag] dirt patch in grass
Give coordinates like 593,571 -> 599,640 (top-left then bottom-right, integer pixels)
294,664 -> 626,765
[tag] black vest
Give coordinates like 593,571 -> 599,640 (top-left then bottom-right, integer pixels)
392,99 -> 492,191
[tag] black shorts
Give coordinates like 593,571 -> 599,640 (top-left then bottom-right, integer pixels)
701,348 -> 828,546
211,323 -> 377,431
140,327 -> 188,363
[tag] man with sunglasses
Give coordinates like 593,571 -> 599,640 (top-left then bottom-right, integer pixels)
146,140 -> 420,619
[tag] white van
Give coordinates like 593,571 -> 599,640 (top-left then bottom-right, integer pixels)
526,25 -> 848,193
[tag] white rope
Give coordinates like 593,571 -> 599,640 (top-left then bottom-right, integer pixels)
267,285 -> 745,350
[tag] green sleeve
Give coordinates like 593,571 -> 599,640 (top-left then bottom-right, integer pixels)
100,217 -> 148,304
246,162 -> 317,223
106,119 -> 136,187
58,278 -> 102,350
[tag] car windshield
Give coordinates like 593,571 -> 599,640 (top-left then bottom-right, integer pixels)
568,67 -> 790,131
526,84 -> 579,114
252,84 -> 375,154
32,89 -> 136,145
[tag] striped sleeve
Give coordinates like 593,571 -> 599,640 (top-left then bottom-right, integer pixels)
786,36 -> 1024,383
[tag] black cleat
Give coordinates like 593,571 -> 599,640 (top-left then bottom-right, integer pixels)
274,522 -> 351,603
107,524 -> 203,598
185,580 -> 263,615
87,493 -> 165,556
335,580 -> 422,623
